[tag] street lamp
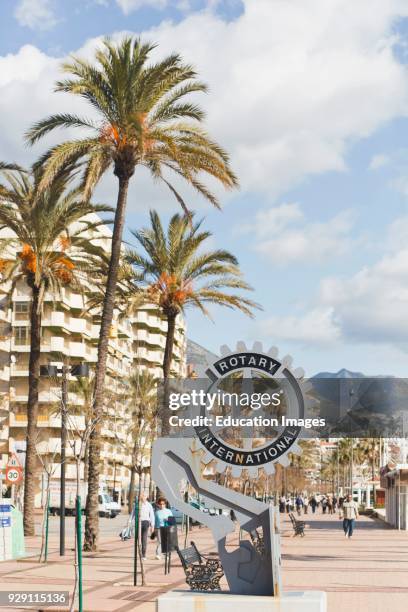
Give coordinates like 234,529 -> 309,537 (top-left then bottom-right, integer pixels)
40,362 -> 89,556
349,387 -> 355,495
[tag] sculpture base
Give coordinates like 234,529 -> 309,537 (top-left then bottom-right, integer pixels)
157,590 -> 327,612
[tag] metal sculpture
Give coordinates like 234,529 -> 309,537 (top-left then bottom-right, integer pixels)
152,342 -> 307,596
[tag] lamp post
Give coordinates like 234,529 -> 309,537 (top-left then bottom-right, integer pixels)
348,387 -> 355,495
40,362 -> 89,556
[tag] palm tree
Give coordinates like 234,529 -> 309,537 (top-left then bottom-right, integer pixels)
26,37 -> 238,550
356,438 -> 380,482
127,210 -> 260,433
0,165 -> 109,536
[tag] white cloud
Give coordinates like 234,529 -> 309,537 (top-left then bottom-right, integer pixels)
241,204 -> 354,264
259,308 -> 340,346
0,45 -> 86,166
318,247 -> 408,345
144,0 -> 408,196
369,153 -> 390,170
260,220 -> 408,349
14,0 -> 57,31
115,0 -> 168,14
2,0 -> 408,206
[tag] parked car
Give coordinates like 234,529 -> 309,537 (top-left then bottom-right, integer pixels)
170,507 -> 184,524
106,495 -> 121,518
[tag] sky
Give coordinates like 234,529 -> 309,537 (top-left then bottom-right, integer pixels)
1,0 -> 408,376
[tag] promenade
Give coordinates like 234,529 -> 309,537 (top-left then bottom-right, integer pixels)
0,512 -> 406,611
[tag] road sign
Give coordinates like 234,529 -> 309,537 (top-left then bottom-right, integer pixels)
7,454 -> 21,469
5,467 -> 23,485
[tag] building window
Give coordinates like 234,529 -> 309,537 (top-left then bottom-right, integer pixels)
14,326 -> 29,345
15,302 -> 29,313
14,302 -> 29,320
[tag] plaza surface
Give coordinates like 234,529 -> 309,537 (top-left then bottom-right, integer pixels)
0,512 -> 406,612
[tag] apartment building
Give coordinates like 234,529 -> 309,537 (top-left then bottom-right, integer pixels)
131,305 -> 186,379
0,216 -> 186,507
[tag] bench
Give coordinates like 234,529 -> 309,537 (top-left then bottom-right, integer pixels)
176,541 -> 224,591
289,512 -> 305,536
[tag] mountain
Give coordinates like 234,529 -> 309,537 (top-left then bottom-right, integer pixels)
311,368 -> 365,379
186,339 -> 218,368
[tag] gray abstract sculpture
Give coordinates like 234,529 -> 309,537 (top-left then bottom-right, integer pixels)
152,342 -> 306,596
152,437 -> 282,595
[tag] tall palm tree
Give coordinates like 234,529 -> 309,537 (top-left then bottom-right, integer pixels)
0,165 -> 110,536
127,210 -> 260,433
26,37 -> 238,550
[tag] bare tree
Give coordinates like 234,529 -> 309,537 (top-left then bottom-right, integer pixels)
65,404 -> 100,612
34,433 -> 60,563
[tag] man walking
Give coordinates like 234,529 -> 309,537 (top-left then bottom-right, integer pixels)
303,495 -> 309,514
295,495 -> 303,516
341,493 -> 359,538
140,493 -> 155,560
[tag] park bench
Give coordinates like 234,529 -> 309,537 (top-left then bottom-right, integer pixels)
176,541 -> 224,591
289,512 -> 305,537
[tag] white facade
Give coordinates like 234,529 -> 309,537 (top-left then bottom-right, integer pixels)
0,215 -> 186,506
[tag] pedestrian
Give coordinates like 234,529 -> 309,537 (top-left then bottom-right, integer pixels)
140,493 -> 155,561
332,495 -> 337,511
327,496 -> 333,515
286,498 -> 291,514
279,495 -> 286,513
321,496 -> 327,514
341,493 -> 359,538
303,496 -> 309,515
154,497 -> 173,559
310,496 -> 317,514
295,495 -> 303,516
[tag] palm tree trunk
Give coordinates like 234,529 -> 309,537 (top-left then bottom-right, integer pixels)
83,438 -> 89,484
84,175 -> 130,551
161,311 -> 177,436
23,284 -> 42,536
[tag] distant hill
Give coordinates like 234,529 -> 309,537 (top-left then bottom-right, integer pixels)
186,339 -> 218,368
312,368 -> 365,379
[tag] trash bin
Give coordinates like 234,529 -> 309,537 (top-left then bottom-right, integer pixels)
160,525 -> 178,554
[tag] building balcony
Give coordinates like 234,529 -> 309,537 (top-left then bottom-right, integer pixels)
9,412 -> 85,430
69,318 -> 87,335
11,365 -> 29,377
68,341 -> 87,359
133,346 -> 161,364
49,336 -> 66,353
0,424 -> 9,441
34,438 -> 84,457
42,311 -> 67,330
132,311 -> 167,333
133,328 -> 166,348
11,340 -> 30,352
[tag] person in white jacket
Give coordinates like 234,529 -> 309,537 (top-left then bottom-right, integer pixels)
341,494 -> 359,538
120,493 -> 155,561
140,493 -> 155,559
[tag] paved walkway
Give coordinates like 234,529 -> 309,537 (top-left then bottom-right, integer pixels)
282,512 -> 408,612
0,512 -> 406,611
